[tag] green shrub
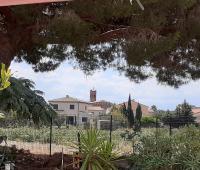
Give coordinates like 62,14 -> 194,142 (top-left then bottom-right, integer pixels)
172,126 -> 200,169
131,129 -> 172,169
130,126 -> 200,170
141,116 -> 157,127
0,127 -> 123,146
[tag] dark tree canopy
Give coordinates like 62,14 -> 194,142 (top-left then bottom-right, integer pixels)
0,77 -> 57,125
1,0 -> 200,87
127,95 -> 134,128
162,100 -> 196,127
135,103 -> 142,131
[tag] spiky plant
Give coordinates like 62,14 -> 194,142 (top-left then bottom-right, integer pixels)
77,129 -> 117,170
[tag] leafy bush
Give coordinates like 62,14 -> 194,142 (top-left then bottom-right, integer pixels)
53,116 -> 66,128
130,126 -> 200,170
131,129 -> 172,169
141,116 -> 157,127
0,127 -> 123,146
162,101 -> 196,128
172,126 -> 200,169
0,77 -> 57,126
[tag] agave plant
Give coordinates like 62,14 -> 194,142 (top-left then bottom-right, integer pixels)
77,129 -> 117,170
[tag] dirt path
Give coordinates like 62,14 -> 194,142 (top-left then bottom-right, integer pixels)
3,140 -> 132,156
6,140 -> 76,155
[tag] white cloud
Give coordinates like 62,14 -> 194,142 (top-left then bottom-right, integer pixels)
10,61 -> 200,110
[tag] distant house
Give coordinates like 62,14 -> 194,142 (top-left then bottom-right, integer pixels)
49,93 -> 107,125
89,90 -> 114,113
92,100 -> 113,110
118,100 -> 154,117
49,95 -> 92,125
49,90 -> 155,127
87,106 -> 105,116
192,107 -> 200,123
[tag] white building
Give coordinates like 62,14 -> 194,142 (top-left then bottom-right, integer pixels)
49,95 -> 106,125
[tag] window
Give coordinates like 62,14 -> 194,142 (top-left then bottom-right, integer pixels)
82,117 -> 88,123
51,104 -> 58,110
85,106 -> 87,110
67,116 -> 76,125
70,104 -> 75,110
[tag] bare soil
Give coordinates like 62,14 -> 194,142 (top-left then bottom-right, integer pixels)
7,140 -> 76,155
1,145 -> 79,170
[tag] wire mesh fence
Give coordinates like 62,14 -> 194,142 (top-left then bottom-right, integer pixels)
0,115 -> 127,156
0,114 -> 199,157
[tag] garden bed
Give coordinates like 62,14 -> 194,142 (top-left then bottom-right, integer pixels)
0,145 -> 79,170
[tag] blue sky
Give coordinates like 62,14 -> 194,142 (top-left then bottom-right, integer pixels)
10,61 -> 200,110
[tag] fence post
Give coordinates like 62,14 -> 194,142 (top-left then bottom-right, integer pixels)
110,115 -> 113,143
61,148 -> 64,170
77,132 -> 81,152
156,116 -> 159,130
155,115 -> 158,140
169,115 -> 172,136
77,132 -> 82,168
50,116 -> 53,156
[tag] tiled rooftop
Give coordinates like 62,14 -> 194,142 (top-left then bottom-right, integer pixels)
49,95 -> 90,103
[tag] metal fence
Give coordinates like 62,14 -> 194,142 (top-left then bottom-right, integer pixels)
0,115 -> 127,156
0,115 -> 198,159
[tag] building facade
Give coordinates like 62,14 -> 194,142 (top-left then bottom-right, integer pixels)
49,95 -> 106,125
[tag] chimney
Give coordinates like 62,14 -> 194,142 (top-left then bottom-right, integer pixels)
90,89 -> 96,102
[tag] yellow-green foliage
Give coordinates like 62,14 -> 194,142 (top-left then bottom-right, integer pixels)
0,63 -> 11,91
110,105 -> 127,121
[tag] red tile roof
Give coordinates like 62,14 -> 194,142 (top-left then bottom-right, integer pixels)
118,100 -> 154,117
192,108 -> 200,114
192,108 -> 200,123
48,95 -> 91,104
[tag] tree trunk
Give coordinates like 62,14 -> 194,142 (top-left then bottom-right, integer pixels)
0,33 -> 14,67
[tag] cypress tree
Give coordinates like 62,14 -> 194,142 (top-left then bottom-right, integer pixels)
127,94 -> 134,128
135,103 -> 142,131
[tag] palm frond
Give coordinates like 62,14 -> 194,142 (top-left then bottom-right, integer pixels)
0,77 -> 56,125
